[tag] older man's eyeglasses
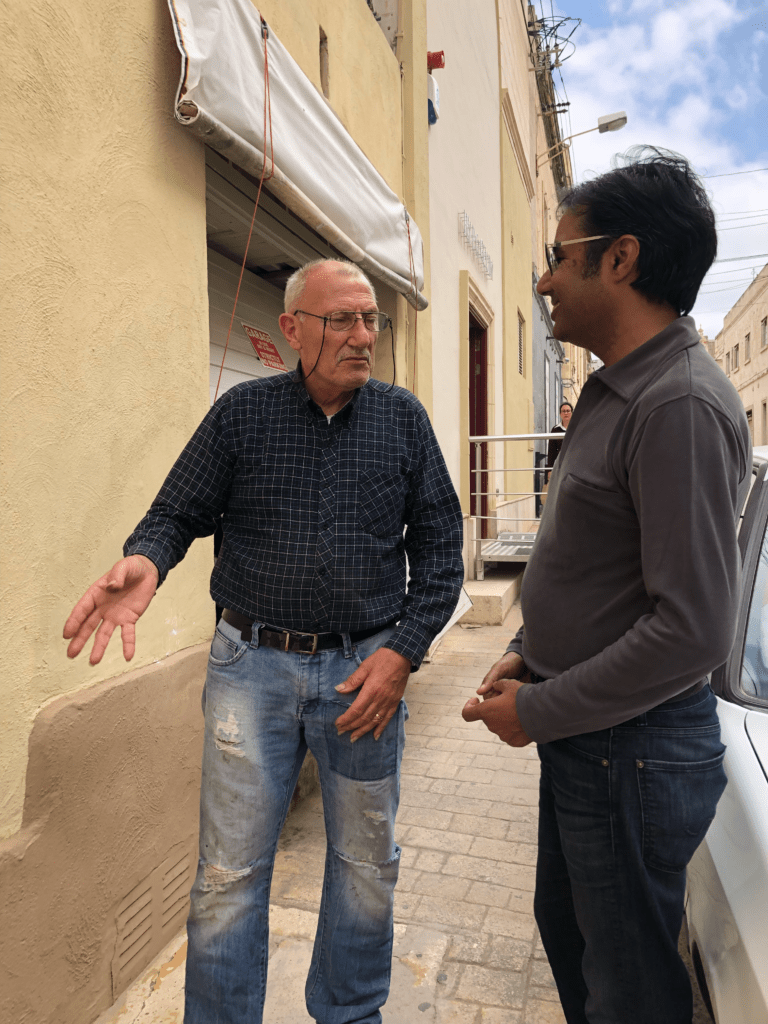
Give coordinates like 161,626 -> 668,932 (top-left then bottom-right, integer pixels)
294,310 -> 392,333
545,235 -> 612,275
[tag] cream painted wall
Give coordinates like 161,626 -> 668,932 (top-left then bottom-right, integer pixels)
500,132 -> 535,517
426,0 -> 504,506
0,0 -> 213,838
498,0 -> 536,186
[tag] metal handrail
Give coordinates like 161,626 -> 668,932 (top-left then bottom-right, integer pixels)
469,431 -> 561,578
469,432 -> 565,442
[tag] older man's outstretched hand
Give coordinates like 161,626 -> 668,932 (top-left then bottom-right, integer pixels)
63,555 -> 160,665
462,651 -> 533,747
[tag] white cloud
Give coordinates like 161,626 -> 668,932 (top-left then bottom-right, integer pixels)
549,0 -> 767,337
725,84 -> 750,108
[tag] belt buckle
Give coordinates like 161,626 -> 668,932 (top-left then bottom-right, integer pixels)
283,630 -> 319,655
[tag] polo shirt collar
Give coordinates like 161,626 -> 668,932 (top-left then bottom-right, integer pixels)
592,316 -> 700,401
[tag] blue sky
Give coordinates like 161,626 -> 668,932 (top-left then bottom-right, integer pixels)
542,0 -> 768,337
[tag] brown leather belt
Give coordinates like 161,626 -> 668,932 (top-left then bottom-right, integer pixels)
221,609 -> 396,654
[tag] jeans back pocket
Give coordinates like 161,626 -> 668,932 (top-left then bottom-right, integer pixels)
638,749 -> 727,873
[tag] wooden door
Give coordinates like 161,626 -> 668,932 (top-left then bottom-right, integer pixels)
469,314 -> 489,537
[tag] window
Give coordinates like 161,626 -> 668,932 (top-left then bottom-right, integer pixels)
762,317 -> 767,350
740,515 -> 768,701
726,352 -> 731,375
745,333 -> 751,363
518,313 -> 525,375
733,344 -> 739,371
762,401 -> 766,445
746,408 -> 754,443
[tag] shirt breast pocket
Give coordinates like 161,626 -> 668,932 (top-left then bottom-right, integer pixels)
357,469 -> 408,538
556,472 -> 638,561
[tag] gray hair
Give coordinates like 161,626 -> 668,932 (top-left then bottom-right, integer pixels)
283,259 -> 377,314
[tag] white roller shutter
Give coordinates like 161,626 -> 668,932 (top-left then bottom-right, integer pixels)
207,248 -> 297,403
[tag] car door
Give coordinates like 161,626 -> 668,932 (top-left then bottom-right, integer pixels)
685,456 -> 768,1023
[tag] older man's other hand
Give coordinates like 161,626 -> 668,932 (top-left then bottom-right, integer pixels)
334,647 -> 411,742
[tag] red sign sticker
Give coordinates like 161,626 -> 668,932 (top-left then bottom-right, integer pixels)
242,323 -> 287,371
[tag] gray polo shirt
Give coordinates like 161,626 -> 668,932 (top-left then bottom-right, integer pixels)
510,316 -> 751,743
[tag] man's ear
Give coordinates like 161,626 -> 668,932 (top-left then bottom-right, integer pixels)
608,235 -> 640,285
279,312 -> 301,352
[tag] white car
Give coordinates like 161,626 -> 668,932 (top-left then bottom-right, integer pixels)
685,447 -> 768,1022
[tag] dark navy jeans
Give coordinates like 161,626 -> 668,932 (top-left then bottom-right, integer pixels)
534,685 -> 727,1024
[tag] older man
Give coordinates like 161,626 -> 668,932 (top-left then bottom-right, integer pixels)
64,258 -> 464,1024
463,150 -> 751,1024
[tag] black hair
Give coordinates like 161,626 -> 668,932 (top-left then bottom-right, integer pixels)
558,146 -> 717,316
560,400 -> 573,411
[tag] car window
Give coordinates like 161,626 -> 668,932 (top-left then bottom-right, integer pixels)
741,519 -> 768,701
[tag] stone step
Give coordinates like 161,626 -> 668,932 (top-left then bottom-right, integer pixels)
461,570 -> 524,626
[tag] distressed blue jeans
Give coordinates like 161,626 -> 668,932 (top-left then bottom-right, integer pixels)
534,685 -> 727,1024
184,619 -> 405,1024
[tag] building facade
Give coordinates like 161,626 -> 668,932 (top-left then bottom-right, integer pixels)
716,264 -> 768,445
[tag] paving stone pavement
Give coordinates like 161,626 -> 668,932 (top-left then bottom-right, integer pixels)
96,602 -> 710,1024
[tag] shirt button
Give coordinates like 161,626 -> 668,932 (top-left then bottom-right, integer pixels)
602,759 -> 609,767
636,760 -> 644,768
318,567 -> 326,576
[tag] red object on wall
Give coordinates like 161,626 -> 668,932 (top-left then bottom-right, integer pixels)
427,51 -> 445,70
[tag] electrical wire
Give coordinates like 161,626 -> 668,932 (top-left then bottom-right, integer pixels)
703,167 -> 768,178
718,221 -> 768,231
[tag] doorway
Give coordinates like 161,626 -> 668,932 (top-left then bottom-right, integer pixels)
469,312 -> 489,538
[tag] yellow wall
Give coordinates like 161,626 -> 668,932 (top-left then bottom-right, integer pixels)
501,132 -> 534,503
0,0 -> 416,840
0,0 -> 213,838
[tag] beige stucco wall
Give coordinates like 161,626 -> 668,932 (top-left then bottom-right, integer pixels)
1,0 -> 423,842
0,0 -> 213,840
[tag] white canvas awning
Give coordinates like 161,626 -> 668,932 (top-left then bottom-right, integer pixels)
167,0 -> 427,310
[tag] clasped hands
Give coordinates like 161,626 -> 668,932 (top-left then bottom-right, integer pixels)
462,651 -> 533,747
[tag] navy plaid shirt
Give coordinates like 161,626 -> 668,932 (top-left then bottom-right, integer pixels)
124,372 -> 464,668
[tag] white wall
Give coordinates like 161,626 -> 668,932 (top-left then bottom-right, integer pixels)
426,0 -> 504,486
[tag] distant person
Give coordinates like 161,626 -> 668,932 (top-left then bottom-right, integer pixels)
463,148 -> 751,1024
63,258 -> 464,1024
546,400 -> 573,479
543,401 -> 573,500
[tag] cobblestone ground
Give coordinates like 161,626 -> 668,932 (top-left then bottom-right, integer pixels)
97,602 -> 712,1024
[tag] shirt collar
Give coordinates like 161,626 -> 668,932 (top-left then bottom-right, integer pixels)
591,316 -> 700,401
290,366 -> 363,426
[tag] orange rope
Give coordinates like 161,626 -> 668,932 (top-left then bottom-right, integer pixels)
214,19 -> 275,403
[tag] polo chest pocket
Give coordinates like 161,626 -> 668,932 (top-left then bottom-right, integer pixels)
555,473 -> 638,559
357,469 -> 408,538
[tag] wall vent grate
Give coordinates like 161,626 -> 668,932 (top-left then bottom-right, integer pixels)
111,842 -> 195,999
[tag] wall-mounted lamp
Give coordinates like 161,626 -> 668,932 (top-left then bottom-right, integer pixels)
536,112 -> 627,170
